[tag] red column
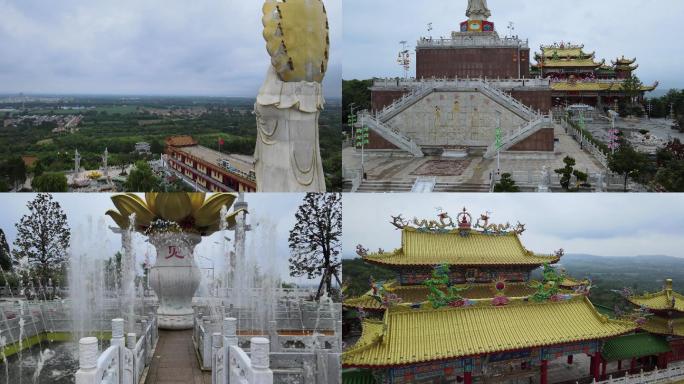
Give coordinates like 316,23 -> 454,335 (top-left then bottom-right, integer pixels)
592,352 -> 602,381
567,355 -> 574,365
541,360 -> 548,384
589,354 -> 596,378
630,358 -> 637,373
601,359 -> 607,380
464,371 -> 472,384
658,353 -> 669,369
617,360 -> 622,371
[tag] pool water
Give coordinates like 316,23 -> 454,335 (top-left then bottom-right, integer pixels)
1,339 -> 110,384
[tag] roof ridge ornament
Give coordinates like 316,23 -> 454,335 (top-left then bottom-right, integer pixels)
390,208 -> 526,236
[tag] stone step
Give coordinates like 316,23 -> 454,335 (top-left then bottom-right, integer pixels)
433,183 -> 490,193
356,181 -> 414,193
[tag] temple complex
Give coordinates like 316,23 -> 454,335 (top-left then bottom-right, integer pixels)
354,0 -> 657,169
342,208 -> 682,383
531,43 -> 658,108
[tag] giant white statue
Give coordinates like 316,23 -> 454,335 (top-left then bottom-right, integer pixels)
255,0 -> 329,192
466,0 -> 491,20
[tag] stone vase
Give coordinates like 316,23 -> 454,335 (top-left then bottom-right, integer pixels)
148,232 -> 202,330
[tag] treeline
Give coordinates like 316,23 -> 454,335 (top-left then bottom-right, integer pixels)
646,89 -> 684,126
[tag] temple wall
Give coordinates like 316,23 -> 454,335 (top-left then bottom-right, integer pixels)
511,88 -> 553,113
384,90 -> 527,148
671,338 -> 684,362
371,89 -> 409,112
509,128 -> 555,152
386,357 -> 482,384
367,129 -> 400,150
416,47 -> 530,79
380,341 -> 599,383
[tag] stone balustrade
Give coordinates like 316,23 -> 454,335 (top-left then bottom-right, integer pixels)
194,312 -> 341,384
583,365 -> 684,384
74,316 -> 158,384
372,77 -> 551,90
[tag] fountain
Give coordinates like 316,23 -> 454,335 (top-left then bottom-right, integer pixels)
106,193 -> 245,330
0,192 -> 341,383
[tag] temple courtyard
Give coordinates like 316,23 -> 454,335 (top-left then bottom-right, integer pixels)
344,123 -> 606,192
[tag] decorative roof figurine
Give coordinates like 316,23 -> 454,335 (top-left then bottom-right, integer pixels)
255,0 -> 329,192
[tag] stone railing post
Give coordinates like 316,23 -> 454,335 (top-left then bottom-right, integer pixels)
223,317 -> 237,384
195,312 -> 202,342
202,319 -> 212,369
268,320 -> 279,352
335,320 -> 342,351
111,318 -> 125,382
250,337 -> 273,384
211,332 -> 222,384
127,333 -> 137,380
75,337 -> 99,384
141,319 -> 150,364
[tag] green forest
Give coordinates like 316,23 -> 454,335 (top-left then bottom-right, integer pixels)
0,96 -> 342,191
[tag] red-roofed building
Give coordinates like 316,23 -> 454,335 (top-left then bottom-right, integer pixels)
165,136 -> 256,192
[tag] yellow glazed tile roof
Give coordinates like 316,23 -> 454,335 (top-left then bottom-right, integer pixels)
561,277 -> 591,287
640,316 -> 684,337
537,48 -> 595,59
342,296 -> 635,367
539,58 -> 604,68
343,282 -> 538,310
628,286 -> 684,312
550,81 -> 657,92
344,319 -> 385,355
363,229 -> 558,267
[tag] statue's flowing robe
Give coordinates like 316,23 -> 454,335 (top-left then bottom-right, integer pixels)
466,0 -> 491,19
254,67 -> 326,192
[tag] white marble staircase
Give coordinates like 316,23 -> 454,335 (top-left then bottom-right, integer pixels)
359,112 -> 424,157
483,115 -> 555,159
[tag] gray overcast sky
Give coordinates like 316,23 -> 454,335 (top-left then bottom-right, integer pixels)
343,194 -> 684,259
0,0 -> 341,98
343,0 -> 682,91
0,193 -> 316,285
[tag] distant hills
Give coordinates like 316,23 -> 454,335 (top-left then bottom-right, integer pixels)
555,253 -> 684,290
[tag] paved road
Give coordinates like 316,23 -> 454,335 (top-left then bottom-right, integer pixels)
145,330 -> 211,384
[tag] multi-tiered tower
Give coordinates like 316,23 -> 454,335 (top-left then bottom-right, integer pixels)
415,0 -> 529,80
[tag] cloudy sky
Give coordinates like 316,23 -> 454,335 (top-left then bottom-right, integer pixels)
0,0 -> 341,97
343,0 -> 682,91
343,194 -> 684,259
0,193 -> 318,285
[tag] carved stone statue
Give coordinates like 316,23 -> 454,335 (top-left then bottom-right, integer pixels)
466,0 -> 491,20
255,0 -> 329,192
537,165 -> 550,192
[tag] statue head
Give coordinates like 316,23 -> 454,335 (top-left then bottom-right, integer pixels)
466,0 -> 491,21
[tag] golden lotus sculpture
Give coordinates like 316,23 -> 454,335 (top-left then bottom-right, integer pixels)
106,192 -> 245,236
262,0 -> 329,83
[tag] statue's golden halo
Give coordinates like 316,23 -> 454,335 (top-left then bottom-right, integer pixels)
262,0 -> 329,83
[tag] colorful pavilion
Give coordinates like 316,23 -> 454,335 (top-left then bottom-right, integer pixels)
530,43 -> 658,108
627,279 -> 684,364
343,209 -> 640,384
